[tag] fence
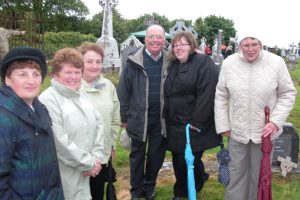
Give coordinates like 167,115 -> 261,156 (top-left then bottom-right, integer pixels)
0,12 -> 44,50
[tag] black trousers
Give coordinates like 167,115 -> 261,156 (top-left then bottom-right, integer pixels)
172,151 -> 206,197
90,163 -> 107,200
129,118 -> 167,198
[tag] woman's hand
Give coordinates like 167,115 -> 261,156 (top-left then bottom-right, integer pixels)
263,122 -> 278,137
82,159 -> 102,177
121,123 -> 128,129
221,131 -> 231,137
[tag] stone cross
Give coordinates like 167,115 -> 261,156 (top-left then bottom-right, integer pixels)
97,0 -> 121,72
277,156 -> 298,177
144,15 -> 159,27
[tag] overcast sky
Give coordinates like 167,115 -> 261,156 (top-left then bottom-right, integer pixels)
82,0 -> 299,48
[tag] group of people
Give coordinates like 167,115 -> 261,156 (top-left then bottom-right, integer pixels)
0,23 -> 296,200
0,43 -> 120,200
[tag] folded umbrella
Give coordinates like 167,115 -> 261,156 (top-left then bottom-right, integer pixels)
106,157 -> 117,200
257,107 -> 273,200
216,140 -> 230,185
184,123 -> 197,200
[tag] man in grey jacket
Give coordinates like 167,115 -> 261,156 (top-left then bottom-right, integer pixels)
117,24 -> 168,200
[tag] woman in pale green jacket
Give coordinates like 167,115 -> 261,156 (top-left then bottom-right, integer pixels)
39,48 -> 104,200
78,42 -> 120,200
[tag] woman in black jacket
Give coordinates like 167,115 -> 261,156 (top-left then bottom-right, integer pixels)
163,32 -> 221,200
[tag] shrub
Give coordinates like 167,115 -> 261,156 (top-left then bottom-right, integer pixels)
44,31 -> 97,58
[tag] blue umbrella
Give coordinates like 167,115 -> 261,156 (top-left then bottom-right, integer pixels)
184,123 -> 197,200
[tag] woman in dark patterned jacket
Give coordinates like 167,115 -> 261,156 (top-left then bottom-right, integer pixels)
0,47 -> 64,200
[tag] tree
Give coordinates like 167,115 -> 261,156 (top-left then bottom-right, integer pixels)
0,0 -> 89,31
194,15 -> 236,46
80,9 -> 128,45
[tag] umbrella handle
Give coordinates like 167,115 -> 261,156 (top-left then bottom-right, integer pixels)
264,107 -> 270,124
186,123 -> 191,144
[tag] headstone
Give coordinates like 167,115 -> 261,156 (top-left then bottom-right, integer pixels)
272,122 -> 299,173
280,48 -> 287,58
96,0 -> 121,72
199,37 -> 207,54
119,35 -> 143,74
169,21 -> 198,39
211,30 -> 224,66
144,15 -> 159,27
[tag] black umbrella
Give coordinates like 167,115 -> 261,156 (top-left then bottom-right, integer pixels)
106,157 -> 117,200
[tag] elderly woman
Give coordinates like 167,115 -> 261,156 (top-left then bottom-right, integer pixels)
77,42 -> 120,200
0,47 -> 64,199
163,32 -> 221,200
214,34 -> 296,200
39,48 -> 104,200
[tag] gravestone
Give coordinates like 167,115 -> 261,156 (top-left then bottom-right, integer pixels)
211,30 -> 224,66
272,122 -> 299,173
199,37 -> 207,54
96,0 -> 121,72
169,20 -> 198,39
119,35 -> 143,74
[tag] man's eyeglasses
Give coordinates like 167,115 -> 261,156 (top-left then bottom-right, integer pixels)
173,43 -> 190,49
147,35 -> 164,40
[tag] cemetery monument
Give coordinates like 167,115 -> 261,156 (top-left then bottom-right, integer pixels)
97,0 -> 121,72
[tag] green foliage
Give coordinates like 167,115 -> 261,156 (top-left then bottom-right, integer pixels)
43,31 -> 96,58
194,15 -> 236,46
103,72 -> 120,87
0,0 -> 88,19
125,13 -> 173,37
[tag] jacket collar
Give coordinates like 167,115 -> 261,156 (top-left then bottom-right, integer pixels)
81,76 -> 106,92
51,78 -> 81,98
0,85 -> 50,134
128,46 -> 168,68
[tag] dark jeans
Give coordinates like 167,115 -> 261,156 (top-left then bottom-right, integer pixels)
90,164 -> 107,200
172,151 -> 206,197
129,118 -> 167,198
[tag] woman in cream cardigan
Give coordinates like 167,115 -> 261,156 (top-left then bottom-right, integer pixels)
214,34 -> 296,200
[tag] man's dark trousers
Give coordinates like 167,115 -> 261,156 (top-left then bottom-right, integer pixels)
129,116 -> 166,198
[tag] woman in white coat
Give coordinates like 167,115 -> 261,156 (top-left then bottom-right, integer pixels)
215,34 -> 296,200
39,48 -> 104,200
77,42 -> 120,200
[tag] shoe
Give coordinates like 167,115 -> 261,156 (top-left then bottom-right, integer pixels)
131,191 -> 146,200
146,191 -> 156,200
171,197 -> 182,200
